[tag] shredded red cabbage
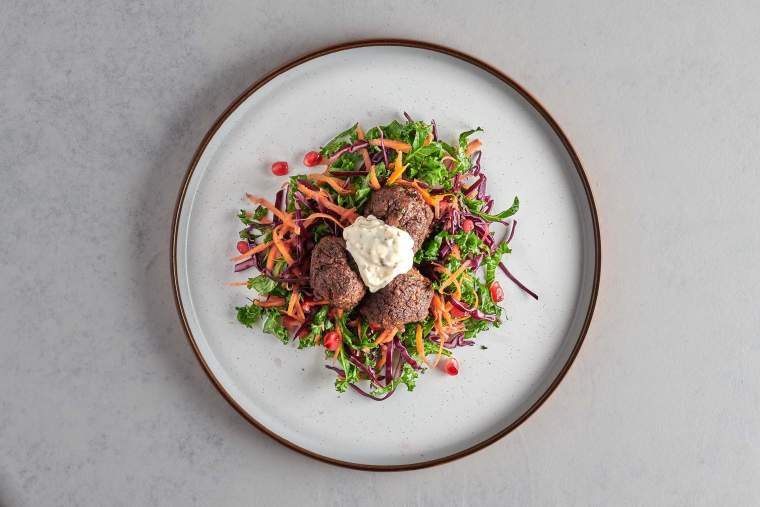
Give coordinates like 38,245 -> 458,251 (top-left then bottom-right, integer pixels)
498,262 -> 538,300
450,297 -> 498,322
393,336 -> 421,370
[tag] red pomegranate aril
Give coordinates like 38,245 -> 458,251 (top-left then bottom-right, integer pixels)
462,219 -> 475,232
323,330 -> 341,351
445,357 -> 459,376
271,161 -> 289,176
368,322 -> 382,332
303,151 -> 322,167
236,240 -> 250,254
489,281 -> 504,302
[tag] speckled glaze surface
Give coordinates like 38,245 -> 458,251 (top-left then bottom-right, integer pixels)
173,43 -> 599,467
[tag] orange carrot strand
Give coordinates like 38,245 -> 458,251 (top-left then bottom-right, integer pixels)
465,139 -> 482,156
386,150 -> 408,185
439,263 -> 470,292
230,240 -> 272,262
246,194 -> 299,233
306,174 -> 352,195
265,244 -> 279,271
368,138 -> 411,153
303,212 -> 345,229
271,226 -> 295,265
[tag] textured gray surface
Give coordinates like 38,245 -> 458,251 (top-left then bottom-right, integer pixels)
2,2 -> 759,506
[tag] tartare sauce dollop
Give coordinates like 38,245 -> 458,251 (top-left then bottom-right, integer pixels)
343,215 -> 414,292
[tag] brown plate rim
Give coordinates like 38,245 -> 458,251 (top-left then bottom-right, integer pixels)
170,38 -> 601,471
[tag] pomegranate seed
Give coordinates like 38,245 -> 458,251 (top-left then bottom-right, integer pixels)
271,161 -> 289,176
323,330 -> 341,351
489,281 -> 504,302
236,241 -> 250,254
462,219 -> 474,232
303,151 -> 322,167
368,322 -> 382,332
445,357 -> 459,376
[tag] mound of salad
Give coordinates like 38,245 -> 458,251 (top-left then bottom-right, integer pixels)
229,114 -> 537,400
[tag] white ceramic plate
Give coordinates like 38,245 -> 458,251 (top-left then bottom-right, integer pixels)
172,41 -> 600,469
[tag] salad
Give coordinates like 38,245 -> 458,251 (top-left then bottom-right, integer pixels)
229,115 -> 537,400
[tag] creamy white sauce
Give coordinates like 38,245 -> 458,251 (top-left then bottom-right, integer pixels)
343,215 -> 414,292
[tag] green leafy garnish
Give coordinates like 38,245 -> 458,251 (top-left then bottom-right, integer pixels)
483,242 -> 512,285
321,123 -> 358,156
299,306 -> 329,349
237,206 -> 267,226
263,311 -> 290,344
246,275 -> 277,294
472,196 -> 519,222
371,363 -> 419,396
415,230 -> 446,263
236,304 -> 263,328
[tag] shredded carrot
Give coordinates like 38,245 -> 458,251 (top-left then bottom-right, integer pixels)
441,155 -> 457,171
443,308 -> 453,326
414,323 -> 436,368
450,244 -> 461,260
296,183 -> 358,223
368,165 -> 381,190
356,126 -> 380,190
302,212 -> 345,229
302,299 -> 329,312
224,281 -> 249,286
430,319 -> 446,368
294,297 -> 306,321
395,179 -> 449,208
372,327 -> 397,346
386,150 -> 408,186
430,261 -> 447,273
431,293 -> 446,316
423,133 -> 433,146
368,138 -> 411,153
439,262 -> 470,292
306,174 -> 352,195
230,241 -> 272,262
246,194 -> 299,233
287,289 -> 299,317
271,226 -> 295,265
429,293 -> 453,347
465,139 -> 482,156
452,278 -> 462,300
443,321 -> 465,334
254,296 -> 286,308
376,344 -> 387,370
265,244 -> 280,271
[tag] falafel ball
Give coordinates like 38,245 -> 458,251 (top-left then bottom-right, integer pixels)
359,268 -> 434,329
309,236 -> 366,310
363,186 -> 433,252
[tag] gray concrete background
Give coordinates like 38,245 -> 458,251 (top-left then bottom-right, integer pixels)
2,2 -> 759,505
